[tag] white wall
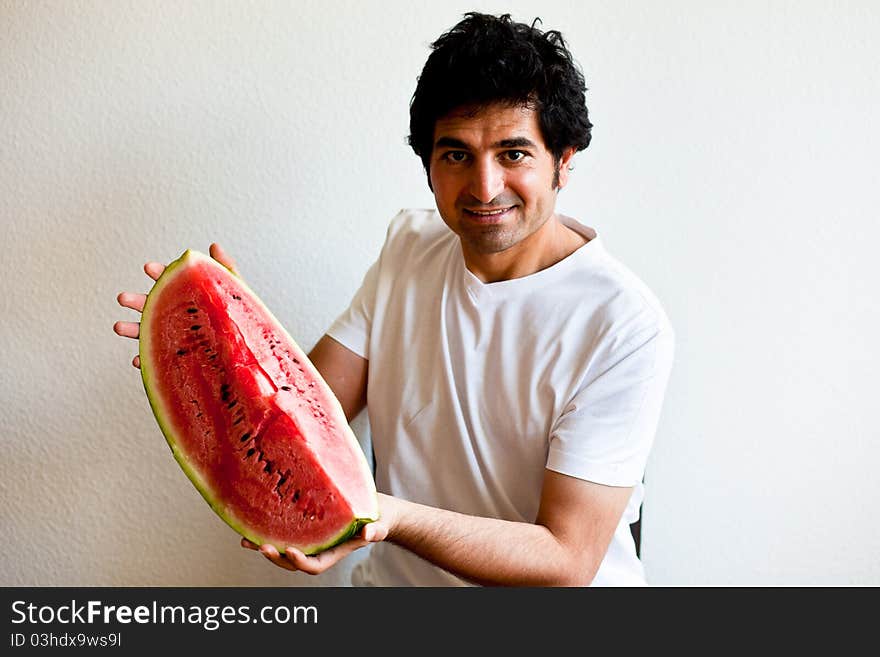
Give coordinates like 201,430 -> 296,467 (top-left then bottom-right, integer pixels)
1,1 -> 877,586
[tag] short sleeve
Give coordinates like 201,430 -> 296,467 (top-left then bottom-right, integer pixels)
546,323 -> 675,487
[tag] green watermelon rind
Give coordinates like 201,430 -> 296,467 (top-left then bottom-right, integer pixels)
139,249 -> 380,556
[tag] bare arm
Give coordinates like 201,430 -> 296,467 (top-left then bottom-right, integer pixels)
257,469 -> 632,587
382,471 -> 631,586
307,335 -> 368,423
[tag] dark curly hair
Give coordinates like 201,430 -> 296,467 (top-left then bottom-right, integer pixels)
408,12 -> 593,186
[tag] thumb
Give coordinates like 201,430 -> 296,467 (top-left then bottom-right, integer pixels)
361,522 -> 387,543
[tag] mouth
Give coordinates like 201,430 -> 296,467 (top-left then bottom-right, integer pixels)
462,206 -> 515,223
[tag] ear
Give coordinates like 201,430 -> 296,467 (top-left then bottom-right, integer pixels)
556,147 -> 577,190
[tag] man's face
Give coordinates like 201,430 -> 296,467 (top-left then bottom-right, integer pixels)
429,103 -> 574,259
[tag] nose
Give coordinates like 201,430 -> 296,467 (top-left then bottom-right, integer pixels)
468,158 -> 505,204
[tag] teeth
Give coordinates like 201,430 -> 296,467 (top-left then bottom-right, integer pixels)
469,208 -> 509,216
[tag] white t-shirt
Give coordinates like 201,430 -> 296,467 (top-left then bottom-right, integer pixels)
328,208 -> 675,586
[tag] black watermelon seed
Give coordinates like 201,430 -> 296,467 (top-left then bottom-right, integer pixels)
227,400 -> 237,409
280,386 -> 291,391
233,416 -> 244,425
190,325 -> 201,331
240,432 -> 251,442
246,448 -> 255,458
293,490 -> 301,502
176,349 -> 187,356
232,294 -> 241,300
187,308 -> 198,314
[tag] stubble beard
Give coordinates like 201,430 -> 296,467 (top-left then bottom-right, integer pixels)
459,209 -> 551,255
461,223 -> 520,254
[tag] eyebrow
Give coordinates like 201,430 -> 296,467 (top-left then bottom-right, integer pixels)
434,136 -> 538,150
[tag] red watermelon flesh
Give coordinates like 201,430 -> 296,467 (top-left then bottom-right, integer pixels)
139,250 -> 379,555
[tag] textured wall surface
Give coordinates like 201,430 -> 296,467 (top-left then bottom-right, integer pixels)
2,1 -> 878,586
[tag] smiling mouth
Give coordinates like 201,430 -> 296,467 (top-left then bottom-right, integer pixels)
463,206 -> 515,221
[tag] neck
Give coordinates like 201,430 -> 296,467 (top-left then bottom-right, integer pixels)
463,215 -> 588,283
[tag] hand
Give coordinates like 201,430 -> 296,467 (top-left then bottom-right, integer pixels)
241,494 -> 398,575
113,243 -> 238,368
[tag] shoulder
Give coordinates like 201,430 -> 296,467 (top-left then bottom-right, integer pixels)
592,246 -> 672,336
379,208 -> 456,268
558,219 -> 674,354
384,208 -> 449,246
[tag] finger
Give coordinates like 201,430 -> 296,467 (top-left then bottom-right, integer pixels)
113,321 -> 140,339
259,544 -> 300,572
285,539 -> 368,575
241,538 -> 259,551
117,292 -> 147,313
132,355 -> 140,369
280,547 -> 321,574
144,262 -> 165,281
209,243 -> 239,274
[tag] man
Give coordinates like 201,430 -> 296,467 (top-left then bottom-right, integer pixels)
115,13 -> 674,586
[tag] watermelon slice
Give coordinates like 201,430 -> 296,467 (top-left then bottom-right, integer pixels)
139,250 -> 379,555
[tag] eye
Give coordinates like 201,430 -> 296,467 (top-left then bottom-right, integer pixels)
441,150 -> 470,164
503,150 -> 528,162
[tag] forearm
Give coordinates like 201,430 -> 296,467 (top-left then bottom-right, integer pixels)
383,495 -> 595,587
